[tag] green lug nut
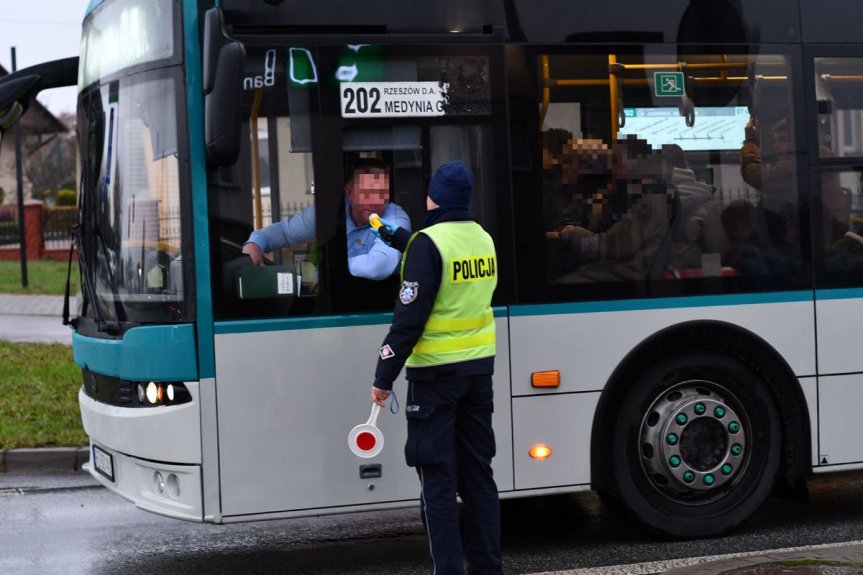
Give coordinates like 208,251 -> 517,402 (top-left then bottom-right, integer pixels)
683,471 -> 695,483
694,403 -> 706,415
669,455 -> 682,468
703,474 -> 715,486
666,433 -> 679,445
721,464 -> 733,475
731,443 -> 743,456
676,413 -> 688,425
728,421 -> 740,433
714,406 -> 726,418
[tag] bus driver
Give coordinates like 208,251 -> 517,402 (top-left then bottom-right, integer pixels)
242,158 -> 412,280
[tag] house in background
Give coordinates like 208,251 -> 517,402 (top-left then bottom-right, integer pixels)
0,64 -> 70,205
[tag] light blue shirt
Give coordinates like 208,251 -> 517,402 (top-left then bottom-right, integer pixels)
246,200 -> 411,280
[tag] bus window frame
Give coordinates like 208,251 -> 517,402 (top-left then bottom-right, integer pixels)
804,46 -> 863,289
517,42 -> 813,305
73,62 -> 197,335
311,42 -> 513,313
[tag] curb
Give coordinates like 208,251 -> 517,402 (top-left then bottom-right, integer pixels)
1,447 -> 89,473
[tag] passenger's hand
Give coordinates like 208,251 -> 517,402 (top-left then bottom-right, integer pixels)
560,225 -> 592,241
371,385 -> 391,407
242,242 -> 264,265
745,117 -> 758,143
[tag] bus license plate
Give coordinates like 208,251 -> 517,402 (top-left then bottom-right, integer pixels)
92,445 -> 115,482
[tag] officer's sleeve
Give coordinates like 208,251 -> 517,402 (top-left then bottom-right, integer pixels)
373,233 -> 441,390
384,203 -> 413,252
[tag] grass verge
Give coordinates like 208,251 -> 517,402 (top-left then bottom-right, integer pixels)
0,259 -> 79,295
0,341 -> 87,449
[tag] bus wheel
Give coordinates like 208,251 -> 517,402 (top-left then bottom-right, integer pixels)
609,352 -> 781,538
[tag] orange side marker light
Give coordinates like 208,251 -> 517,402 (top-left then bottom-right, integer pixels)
531,370 -> 560,388
529,444 -> 553,459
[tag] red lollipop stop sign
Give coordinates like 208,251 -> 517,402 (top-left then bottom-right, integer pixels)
348,403 -> 384,458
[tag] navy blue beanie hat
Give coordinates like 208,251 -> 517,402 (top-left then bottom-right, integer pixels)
428,161 -> 474,210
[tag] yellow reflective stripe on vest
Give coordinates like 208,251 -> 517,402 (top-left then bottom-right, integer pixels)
412,330 -> 496,355
423,310 -> 493,332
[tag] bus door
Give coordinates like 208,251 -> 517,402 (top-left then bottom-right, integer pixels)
807,50 -> 863,467
209,41 -> 513,519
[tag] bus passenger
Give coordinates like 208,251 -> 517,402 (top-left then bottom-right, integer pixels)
371,161 -> 501,575
740,116 -> 796,248
242,158 -> 412,280
543,132 -> 613,234
662,144 -> 728,270
549,136 -> 675,283
720,199 -> 797,276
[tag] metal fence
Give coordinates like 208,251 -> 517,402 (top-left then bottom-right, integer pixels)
43,206 -> 76,250
0,206 -> 18,247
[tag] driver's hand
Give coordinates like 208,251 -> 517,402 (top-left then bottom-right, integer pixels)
242,242 -> 264,266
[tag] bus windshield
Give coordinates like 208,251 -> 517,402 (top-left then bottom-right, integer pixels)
76,0 -> 184,327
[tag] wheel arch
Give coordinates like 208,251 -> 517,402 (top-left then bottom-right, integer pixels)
590,319 -> 811,502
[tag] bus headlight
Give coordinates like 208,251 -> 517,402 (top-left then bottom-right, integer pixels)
81,369 -> 192,408
134,381 -> 190,407
146,381 -> 159,404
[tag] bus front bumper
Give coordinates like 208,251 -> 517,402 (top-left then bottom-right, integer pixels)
84,442 -> 204,522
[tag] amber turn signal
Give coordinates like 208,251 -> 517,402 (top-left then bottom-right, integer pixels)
531,370 -> 560,388
529,444 -> 553,459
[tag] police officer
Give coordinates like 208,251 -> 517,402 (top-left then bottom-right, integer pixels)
371,161 -> 501,575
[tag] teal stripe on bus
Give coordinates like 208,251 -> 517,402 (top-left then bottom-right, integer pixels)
214,293 -> 821,334
72,325 -> 198,381
215,307 -> 508,335
509,290 -> 814,317
184,0 -> 216,379
815,287 -> 863,300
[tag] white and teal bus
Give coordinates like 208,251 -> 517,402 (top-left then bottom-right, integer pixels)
3,0 -> 863,539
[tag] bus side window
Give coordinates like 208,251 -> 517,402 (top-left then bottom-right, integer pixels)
536,51 -> 803,302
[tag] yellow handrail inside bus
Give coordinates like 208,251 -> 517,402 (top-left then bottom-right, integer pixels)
251,89 -> 264,231
540,54 -> 550,130
541,54 -> 794,136
609,54 -> 619,137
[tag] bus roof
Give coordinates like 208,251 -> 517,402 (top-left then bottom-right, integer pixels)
218,0 -> 858,45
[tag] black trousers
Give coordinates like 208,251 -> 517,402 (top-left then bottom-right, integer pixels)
405,374 -> 501,575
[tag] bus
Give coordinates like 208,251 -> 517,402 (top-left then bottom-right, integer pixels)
2,0 -> 863,539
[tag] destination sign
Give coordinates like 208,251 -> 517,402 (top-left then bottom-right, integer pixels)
340,82 -> 448,118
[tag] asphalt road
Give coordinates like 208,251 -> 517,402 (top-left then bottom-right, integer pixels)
3,470 -> 863,574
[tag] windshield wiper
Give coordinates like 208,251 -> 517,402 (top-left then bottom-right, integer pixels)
63,223 -> 120,335
94,225 -> 124,332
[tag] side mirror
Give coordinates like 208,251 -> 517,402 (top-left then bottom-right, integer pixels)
0,57 -> 77,135
0,75 -> 40,133
203,8 -> 245,166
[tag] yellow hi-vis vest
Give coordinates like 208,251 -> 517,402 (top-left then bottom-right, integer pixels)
404,221 -> 497,368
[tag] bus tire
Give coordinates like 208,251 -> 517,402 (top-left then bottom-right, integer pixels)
608,351 -> 781,538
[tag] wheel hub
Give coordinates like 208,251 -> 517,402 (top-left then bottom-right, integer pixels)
640,384 -> 748,501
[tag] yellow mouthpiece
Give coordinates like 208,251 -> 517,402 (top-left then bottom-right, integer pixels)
369,213 -> 382,230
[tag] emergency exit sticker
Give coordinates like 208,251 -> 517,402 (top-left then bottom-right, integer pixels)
340,82 -> 448,118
